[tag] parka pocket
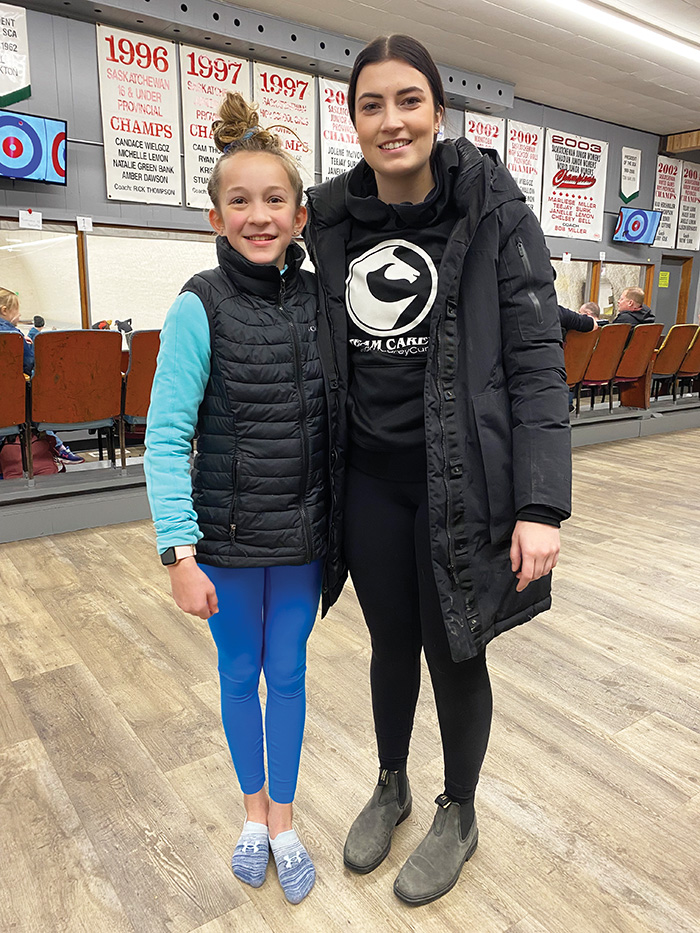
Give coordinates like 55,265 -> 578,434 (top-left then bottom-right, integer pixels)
472,387 -> 515,544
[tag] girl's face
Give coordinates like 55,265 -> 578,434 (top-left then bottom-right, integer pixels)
354,59 -> 443,187
209,151 -> 306,270
1,300 -> 19,324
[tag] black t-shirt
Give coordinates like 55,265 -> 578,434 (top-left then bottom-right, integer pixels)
345,150 -> 459,451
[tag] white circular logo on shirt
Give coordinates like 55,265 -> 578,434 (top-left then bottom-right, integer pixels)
345,239 -> 438,337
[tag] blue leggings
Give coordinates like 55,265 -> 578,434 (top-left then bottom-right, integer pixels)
202,561 -> 322,804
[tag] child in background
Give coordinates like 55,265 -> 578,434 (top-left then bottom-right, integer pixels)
144,93 -> 326,905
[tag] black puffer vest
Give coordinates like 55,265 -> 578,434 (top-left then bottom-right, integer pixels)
184,237 -> 327,567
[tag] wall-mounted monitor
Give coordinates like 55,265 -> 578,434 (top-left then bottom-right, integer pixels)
0,110 -> 67,185
612,207 -> 662,246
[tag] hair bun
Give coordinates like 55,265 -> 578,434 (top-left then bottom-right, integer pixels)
212,92 -> 266,152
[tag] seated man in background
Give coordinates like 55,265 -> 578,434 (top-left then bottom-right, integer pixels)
558,303 -> 598,340
612,286 -> 654,327
580,301 -> 605,323
27,315 -> 45,341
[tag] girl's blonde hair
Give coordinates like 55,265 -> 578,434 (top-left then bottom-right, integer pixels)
208,92 -> 303,209
0,287 -> 19,318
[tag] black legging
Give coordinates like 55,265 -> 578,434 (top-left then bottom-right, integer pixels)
344,464 -> 493,802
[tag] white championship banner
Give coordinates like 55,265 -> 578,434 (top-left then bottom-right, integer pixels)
464,112 -> 505,159
541,129 -> 608,241
652,155 -> 682,248
180,45 -> 250,209
677,162 -> 700,251
0,3 -> 30,107
97,25 -> 182,205
319,78 -> 361,180
253,62 -> 315,184
506,120 -> 544,219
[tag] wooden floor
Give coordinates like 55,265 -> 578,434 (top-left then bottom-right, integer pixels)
1,430 -> 699,933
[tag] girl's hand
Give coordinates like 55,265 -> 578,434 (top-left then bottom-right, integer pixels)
509,521 -> 560,592
168,558 -> 219,619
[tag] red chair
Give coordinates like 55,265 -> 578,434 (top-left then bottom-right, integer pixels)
30,330 -> 124,477
563,329 -> 599,415
581,324 -> 630,412
119,330 -> 161,463
675,328 -> 700,399
0,332 -> 31,476
612,323 -> 663,409
651,324 -> 699,401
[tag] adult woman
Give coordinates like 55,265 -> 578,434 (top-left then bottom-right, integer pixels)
305,36 -> 571,905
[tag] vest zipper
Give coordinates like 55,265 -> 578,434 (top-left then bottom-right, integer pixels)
229,457 -> 240,540
278,278 -> 313,563
516,238 -> 544,324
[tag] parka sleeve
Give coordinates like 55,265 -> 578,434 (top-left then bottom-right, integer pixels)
497,205 -> 572,519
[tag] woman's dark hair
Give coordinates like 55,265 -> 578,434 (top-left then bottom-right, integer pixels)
347,35 -> 445,126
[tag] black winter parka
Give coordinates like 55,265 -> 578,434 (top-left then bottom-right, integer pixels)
305,138 -> 572,661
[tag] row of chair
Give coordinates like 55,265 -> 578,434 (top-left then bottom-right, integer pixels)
564,323 -> 700,414
0,329 -> 160,480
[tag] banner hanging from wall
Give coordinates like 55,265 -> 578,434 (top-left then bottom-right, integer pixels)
652,155 -> 682,248
677,162 -> 700,251
505,120 -> 544,219
253,63 -> 315,184
0,4 -> 31,107
620,147 -> 641,203
464,112 -> 505,158
319,78 -> 361,180
179,45 -> 250,209
541,129 -> 608,241
96,25 -> 182,205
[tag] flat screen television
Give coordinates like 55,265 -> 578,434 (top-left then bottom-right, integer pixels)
612,207 -> 662,245
0,109 -> 67,185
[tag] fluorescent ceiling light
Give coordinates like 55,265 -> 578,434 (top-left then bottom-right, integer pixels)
541,0 -> 700,66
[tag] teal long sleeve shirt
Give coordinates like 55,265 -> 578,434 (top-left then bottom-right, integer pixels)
144,291 -> 211,553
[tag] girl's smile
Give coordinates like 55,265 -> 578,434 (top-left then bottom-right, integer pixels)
209,151 -> 306,270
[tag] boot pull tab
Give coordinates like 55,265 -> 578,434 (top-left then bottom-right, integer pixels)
435,793 -> 453,809
378,769 -> 390,786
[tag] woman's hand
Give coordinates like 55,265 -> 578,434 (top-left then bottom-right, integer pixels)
509,521 -> 560,592
167,557 -> 219,619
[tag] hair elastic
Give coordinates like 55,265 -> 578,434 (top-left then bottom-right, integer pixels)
223,127 -> 261,153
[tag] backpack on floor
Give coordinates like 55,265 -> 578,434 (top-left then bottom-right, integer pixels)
0,434 -> 63,479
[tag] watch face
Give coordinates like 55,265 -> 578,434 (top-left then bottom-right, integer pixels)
160,548 -> 177,566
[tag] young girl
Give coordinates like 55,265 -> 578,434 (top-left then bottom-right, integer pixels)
305,36 -> 571,905
144,93 -> 326,904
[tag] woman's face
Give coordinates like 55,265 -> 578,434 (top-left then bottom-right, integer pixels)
353,59 -> 442,187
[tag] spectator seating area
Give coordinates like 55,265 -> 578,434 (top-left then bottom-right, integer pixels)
0,329 -> 160,482
564,323 -> 700,415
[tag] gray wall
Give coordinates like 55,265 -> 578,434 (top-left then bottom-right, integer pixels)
1,7 -> 698,321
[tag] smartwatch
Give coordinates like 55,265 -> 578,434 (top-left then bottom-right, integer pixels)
160,544 -> 197,566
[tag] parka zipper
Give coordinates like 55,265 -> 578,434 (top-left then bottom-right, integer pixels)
278,276 -> 313,563
516,238 -> 544,324
435,316 -> 460,591
304,220 -> 340,577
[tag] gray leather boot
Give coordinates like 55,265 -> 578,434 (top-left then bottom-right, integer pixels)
343,769 -> 412,873
393,794 -> 478,905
